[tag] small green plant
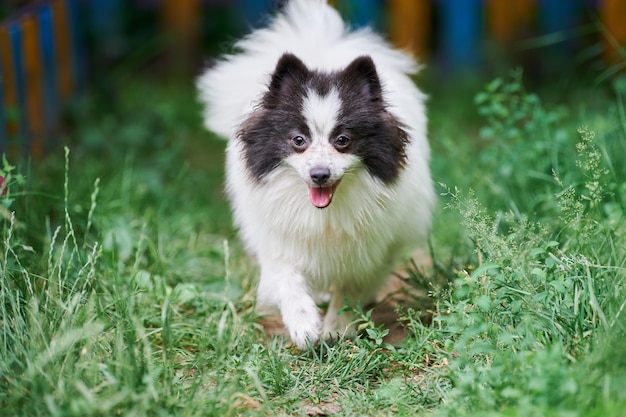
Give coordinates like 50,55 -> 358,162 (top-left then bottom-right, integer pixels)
472,69 -> 569,215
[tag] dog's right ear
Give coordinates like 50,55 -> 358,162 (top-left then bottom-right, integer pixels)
264,53 -> 309,106
341,55 -> 383,103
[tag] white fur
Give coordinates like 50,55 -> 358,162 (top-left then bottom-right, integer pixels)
197,0 -> 434,348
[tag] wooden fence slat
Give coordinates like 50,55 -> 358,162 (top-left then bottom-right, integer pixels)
1,26 -> 19,157
66,0 -> 84,93
440,0 -> 482,68
389,0 -> 430,59
9,23 -> 28,153
162,0 -> 200,74
339,0 -> 383,29
52,0 -> 73,99
0,52 -> 5,151
39,4 -> 59,138
239,0 -> 273,27
487,0 -> 535,42
539,0 -> 581,52
0,27 -> 14,154
22,15 -> 45,158
601,0 -> 626,64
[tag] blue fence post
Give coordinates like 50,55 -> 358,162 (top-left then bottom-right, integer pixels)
539,0 -> 580,36
539,0 -> 581,50
0,52 -> 5,155
239,0 -> 274,28
440,0 -> 482,69
65,0 -> 86,92
39,4 -> 59,141
0,25 -> 17,157
340,0 -> 383,30
9,23 -> 28,155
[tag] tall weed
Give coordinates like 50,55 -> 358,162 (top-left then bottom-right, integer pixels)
473,69 -> 569,215
411,75 -> 626,416
0,143 -> 253,415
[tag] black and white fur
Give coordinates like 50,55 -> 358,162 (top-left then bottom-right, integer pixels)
197,0 -> 434,348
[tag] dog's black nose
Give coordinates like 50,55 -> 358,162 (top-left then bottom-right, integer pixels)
310,167 -> 331,185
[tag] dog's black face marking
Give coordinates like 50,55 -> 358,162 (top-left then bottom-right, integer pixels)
334,56 -> 408,184
237,53 -> 408,184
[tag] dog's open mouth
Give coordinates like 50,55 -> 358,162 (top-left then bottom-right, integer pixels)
309,182 -> 339,209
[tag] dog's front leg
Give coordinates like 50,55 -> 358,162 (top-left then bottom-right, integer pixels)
256,262 -> 321,349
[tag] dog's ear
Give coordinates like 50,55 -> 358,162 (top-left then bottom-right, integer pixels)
265,53 -> 310,105
341,56 -> 382,102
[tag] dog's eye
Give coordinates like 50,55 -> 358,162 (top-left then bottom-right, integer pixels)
334,135 -> 351,150
291,135 -> 308,151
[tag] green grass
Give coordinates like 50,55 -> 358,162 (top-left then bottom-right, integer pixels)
0,72 -> 625,416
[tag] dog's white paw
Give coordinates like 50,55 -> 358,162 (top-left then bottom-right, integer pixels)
281,300 -> 322,349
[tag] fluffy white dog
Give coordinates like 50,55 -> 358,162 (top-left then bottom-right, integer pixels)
197,0 -> 434,348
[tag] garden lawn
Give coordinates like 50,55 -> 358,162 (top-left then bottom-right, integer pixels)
1,72 -> 625,416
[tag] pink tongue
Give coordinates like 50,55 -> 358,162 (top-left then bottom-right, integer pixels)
309,186 -> 334,208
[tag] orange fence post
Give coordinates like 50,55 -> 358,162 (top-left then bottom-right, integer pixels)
0,26 -> 18,155
22,15 -> 45,158
388,0 -> 431,59
487,0 -> 535,43
601,0 -> 626,65
52,0 -> 73,99
162,0 -> 200,75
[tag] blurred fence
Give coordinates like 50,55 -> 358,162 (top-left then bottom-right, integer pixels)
0,0 -> 83,159
1,0 -> 625,158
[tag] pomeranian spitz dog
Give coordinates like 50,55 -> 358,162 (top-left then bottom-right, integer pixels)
197,0 -> 434,348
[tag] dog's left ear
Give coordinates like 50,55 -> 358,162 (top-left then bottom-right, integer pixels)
341,56 -> 382,102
